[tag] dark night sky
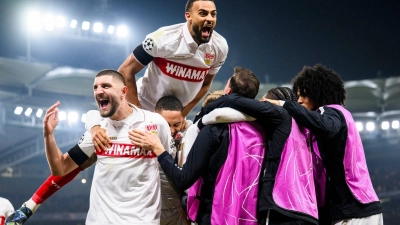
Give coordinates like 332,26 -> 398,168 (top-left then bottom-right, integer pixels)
0,0 -> 399,84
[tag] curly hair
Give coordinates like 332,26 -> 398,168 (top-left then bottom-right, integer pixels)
263,87 -> 297,101
292,64 -> 346,107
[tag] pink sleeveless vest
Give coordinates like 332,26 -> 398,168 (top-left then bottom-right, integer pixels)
327,104 -> 379,204
272,119 -> 319,219
187,122 -> 266,224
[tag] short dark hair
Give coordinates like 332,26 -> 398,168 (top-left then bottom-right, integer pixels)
95,69 -> 126,86
155,95 -> 184,112
185,0 -> 214,12
229,66 -> 260,99
264,87 -> 297,101
292,64 -> 346,107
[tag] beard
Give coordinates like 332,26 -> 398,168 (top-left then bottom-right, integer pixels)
99,97 -> 119,118
192,23 -> 213,44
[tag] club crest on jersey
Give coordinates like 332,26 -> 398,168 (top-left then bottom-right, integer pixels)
143,38 -> 155,51
204,52 -> 215,66
145,124 -> 158,134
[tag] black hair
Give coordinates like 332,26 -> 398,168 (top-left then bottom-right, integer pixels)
292,64 -> 346,107
155,95 -> 184,112
185,0 -> 214,12
95,69 -> 126,86
264,87 -> 297,101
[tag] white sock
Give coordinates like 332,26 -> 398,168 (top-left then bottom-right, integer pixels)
23,198 -> 41,214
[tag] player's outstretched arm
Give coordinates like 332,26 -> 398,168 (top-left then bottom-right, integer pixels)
118,53 -> 145,108
183,74 -> 216,117
43,102 -> 78,176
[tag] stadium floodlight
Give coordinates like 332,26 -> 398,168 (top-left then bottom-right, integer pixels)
67,111 -> 79,123
355,122 -> 363,132
24,108 -> 33,116
107,25 -> 115,34
116,25 -> 128,37
70,19 -> 78,29
55,16 -> 66,28
393,120 -> 400,129
58,111 -> 67,121
81,178 -> 87,184
82,21 -> 90,30
36,109 -> 43,118
381,121 -> 390,130
81,113 -> 86,123
27,11 -> 42,32
14,106 -> 23,115
43,13 -> 55,31
366,122 -> 375,132
93,22 -> 103,33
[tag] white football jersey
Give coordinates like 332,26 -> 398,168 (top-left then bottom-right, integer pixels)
0,197 -> 14,225
136,22 -> 228,110
71,106 -> 174,225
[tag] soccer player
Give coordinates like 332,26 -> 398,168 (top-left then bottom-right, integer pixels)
131,67 -> 266,225
119,0 -> 228,117
268,64 -> 384,224
12,70 -> 174,225
0,197 -> 14,225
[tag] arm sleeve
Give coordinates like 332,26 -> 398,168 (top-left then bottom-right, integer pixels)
67,131 -> 95,166
283,101 -> 342,137
84,110 -> 104,131
158,125 -> 218,191
132,44 -> 154,66
203,95 -> 285,126
202,107 -> 255,125
208,36 -> 228,75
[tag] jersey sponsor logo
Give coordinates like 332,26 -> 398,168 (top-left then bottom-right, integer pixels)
143,38 -> 155,51
97,143 -> 157,158
204,52 -> 215,66
1,216 -> 5,225
153,58 -> 209,82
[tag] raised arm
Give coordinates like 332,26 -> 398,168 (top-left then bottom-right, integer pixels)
43,102 -> 79,176
118,53 -> 145,107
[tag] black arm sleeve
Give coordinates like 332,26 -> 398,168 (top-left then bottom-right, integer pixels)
283,101 -> 342,137
202,94 -> 285,126
132,44 -> 154,65
158,125 -> 219,191
67,144 -> 90,166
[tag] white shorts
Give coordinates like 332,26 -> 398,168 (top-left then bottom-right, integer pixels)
333,213 -> 383,225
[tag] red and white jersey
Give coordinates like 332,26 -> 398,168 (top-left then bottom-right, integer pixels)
0,197 -> 14,225
73,106 -> 175,225
136,22 -> 228,110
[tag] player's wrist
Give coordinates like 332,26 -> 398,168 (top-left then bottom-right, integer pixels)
153,143 -> 165,156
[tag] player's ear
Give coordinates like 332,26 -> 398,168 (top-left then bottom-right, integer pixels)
121,86 -> 128,99
185,12 -> 192,23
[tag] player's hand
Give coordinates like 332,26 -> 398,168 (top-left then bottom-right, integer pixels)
90,125 -> 110,152
129,129 -> 165,156
43,101 -> 60,137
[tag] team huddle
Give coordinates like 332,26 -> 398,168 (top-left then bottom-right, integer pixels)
4,0 -> 383,225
